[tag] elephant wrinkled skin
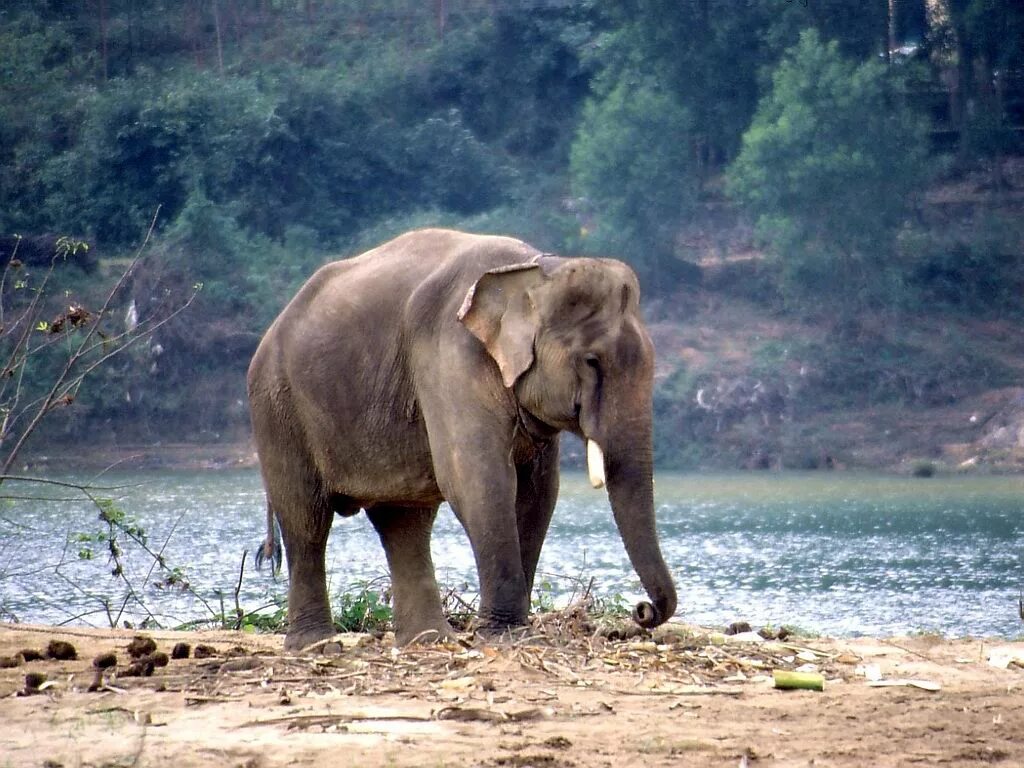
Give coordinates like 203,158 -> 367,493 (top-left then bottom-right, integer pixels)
248,229 -> 677,650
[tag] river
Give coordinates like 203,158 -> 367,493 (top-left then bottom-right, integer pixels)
1,470 -> 1022,638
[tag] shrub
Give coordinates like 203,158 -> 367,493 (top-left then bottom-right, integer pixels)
911,460 -> 938,478
334,582 -> 393,634
900,214 -> 1024,313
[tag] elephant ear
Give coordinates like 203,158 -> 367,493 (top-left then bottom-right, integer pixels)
458,262 -> 544,388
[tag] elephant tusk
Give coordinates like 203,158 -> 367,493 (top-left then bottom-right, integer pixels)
587,439 -> 606,489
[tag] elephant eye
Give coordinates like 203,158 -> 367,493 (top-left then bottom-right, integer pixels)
583,353 -> 601,372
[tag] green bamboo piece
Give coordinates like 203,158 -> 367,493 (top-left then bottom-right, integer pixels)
773,669 -> 825,691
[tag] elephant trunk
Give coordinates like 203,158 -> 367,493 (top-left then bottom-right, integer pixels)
601,435 -> 677,629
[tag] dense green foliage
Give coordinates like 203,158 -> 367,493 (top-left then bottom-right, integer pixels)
727,30 -> 932,311
2,1 -> 1023,464
1,2 -> 592,252
570,74 -> 698,292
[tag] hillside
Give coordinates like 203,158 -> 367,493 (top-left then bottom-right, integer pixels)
641,158 -> 1024,474
647,288 -> 1024,474
4,2 -> 1023,475
17,159 -> 1024,476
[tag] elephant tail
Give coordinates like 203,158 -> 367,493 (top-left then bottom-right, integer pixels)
254,502 -> 282,574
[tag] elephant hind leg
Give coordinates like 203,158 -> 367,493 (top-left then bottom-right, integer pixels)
366,505 -> 455,646
255,432 -> 337,651
276,495 -> 335,651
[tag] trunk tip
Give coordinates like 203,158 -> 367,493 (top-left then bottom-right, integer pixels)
632,600 -> 660,628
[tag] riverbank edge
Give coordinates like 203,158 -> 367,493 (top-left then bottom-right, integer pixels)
17,442 -> 261,473
16,438 -> 1024,475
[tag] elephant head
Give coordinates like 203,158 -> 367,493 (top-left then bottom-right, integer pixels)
458,256 -> 678,629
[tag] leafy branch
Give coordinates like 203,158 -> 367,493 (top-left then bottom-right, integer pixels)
1,474 -> 219,628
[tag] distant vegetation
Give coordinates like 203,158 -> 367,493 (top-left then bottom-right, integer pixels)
2,0 -> 1023,467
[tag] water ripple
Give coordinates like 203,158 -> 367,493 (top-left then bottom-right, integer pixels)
1,470 -> 1022,637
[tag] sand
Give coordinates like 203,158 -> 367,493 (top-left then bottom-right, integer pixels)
1,619 -> 1022,768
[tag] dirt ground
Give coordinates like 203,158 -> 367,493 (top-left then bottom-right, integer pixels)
1,618 -> 1022,768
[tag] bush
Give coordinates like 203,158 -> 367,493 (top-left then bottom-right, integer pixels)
910,460 -> 938,478
334,583 -> 393,634
900,214 -> 1024,313
405,109 -> 515,214
39,71 -> 272,246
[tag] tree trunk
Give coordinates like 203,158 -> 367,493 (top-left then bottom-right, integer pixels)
98,0 -> 109,80
213,0 -> 224,75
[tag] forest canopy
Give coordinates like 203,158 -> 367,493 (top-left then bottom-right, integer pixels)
2,0 -> 1023,458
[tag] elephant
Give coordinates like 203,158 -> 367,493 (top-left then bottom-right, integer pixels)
248,228 -> 677,650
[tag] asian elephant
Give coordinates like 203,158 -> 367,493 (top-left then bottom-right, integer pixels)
248,228 -> 677,650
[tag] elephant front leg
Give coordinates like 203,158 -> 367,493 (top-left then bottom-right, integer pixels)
366,505 -> 456,646
515,439 -> 560,598
446,473 -> 530,633
419,391 -> 530,636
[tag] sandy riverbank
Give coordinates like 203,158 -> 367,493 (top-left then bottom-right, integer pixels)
1,618 -> 1022,767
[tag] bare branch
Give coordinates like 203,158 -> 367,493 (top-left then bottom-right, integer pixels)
0,209 -> 172,477
0,215 -> 220,632
0,474 -> 130,492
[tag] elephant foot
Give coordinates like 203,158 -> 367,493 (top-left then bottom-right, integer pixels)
470,619 -> 532,645
394,620 -> 459,647
283,622 -> 335,653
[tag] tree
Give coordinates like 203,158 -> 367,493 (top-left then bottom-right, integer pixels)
37,71 -> 274,247
925,0 -> 1024,161
727,29 -> 932,312
592,0 -> 891,174
0,11 -> 87,236
569,75 -> 699,294
426,5 -> 596,168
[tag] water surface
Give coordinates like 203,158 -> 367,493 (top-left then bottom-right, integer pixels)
2,470 -> 1022,637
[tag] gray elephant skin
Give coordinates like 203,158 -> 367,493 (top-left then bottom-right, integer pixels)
248,228 -> 678,650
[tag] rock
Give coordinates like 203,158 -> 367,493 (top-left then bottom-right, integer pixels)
726,621 -> 752,635
193,644 -> 217,659
24,672 -> 47,693
122,659 -> 156,677
978,391 -> 1024,450
93,653 -> 117,669
148,652 -> 170,668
